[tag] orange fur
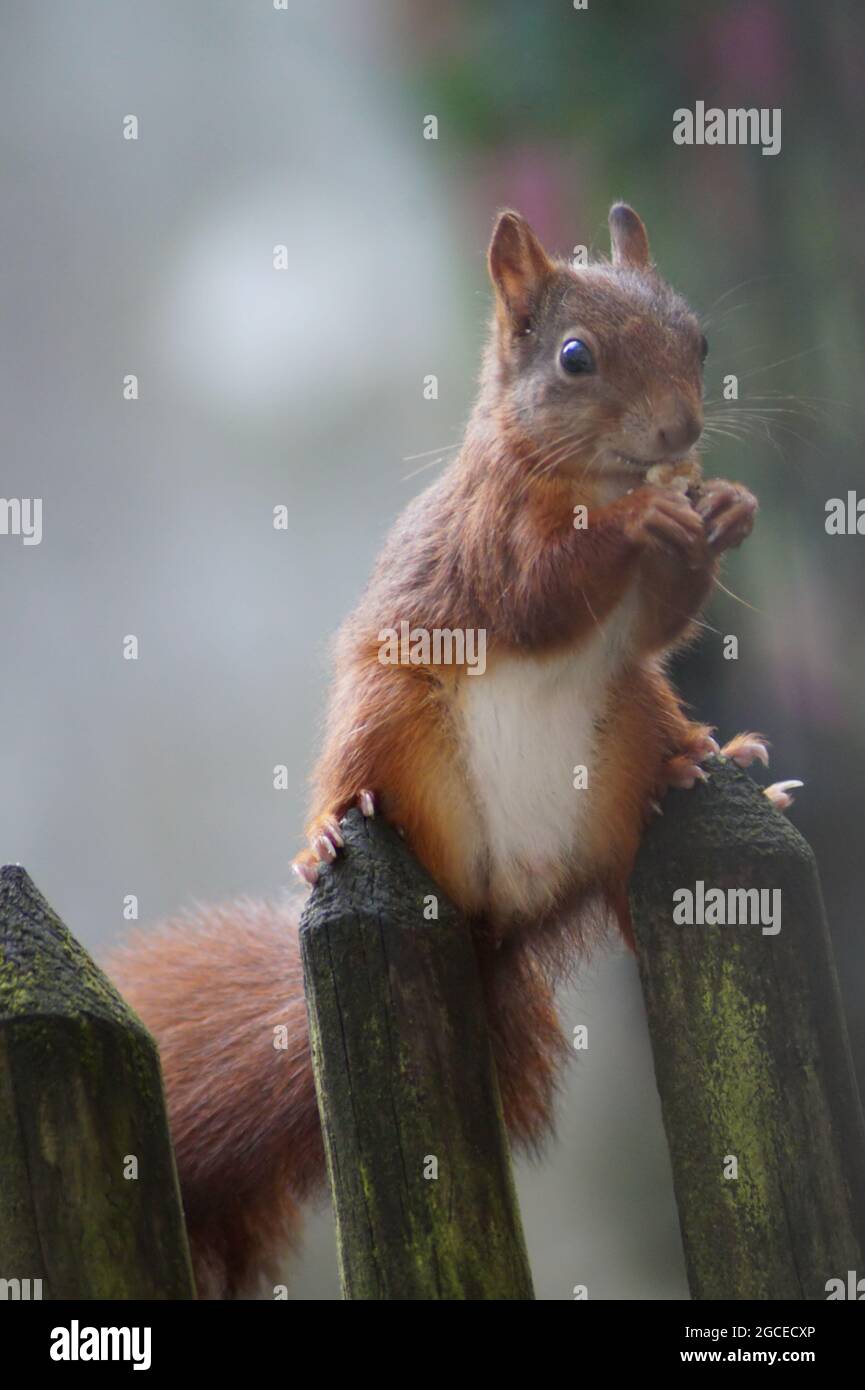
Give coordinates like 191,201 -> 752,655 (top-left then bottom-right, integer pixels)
107,205 -> 758,1297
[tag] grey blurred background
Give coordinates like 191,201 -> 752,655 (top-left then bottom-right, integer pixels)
2,0 -> 864,1299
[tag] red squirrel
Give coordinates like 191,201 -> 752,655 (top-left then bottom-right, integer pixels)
108,204 -> 800,1298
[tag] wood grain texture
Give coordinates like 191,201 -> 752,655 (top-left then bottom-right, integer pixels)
300,809 -> 534,1300
0,865 -> 195,1299
630,759 -> 865,1299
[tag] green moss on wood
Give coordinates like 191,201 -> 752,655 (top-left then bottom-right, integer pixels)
630,759 -> 865,1300
0,866 -> 195,1299
301,810 -> 534,1301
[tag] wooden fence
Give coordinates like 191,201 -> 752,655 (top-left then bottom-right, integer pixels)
0,864 -> 194,1298
1,758 -> 863,1299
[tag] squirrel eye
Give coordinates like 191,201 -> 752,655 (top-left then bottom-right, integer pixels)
560,338 -> 595,375
700,334 -> 709,363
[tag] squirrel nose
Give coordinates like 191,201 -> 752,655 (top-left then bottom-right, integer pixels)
653,403 -> 702,457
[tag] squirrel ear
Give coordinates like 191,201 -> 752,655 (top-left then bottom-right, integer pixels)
609,203 -> 651,269
488,211 -> 553,334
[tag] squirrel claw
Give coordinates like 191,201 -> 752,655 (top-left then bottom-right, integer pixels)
721,733 -> 770,769
321,815 -> 344,849
665,758 -> 709,790
698,480 -> 758,552
764,779 -> 803,812
292,859 -> 319,887
694,733 -> 720,761
295,794 -> 376,886
660,727 -> 719,794
313,833 -> 340,863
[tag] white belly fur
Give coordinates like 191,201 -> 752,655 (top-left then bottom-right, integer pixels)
456,592 -> 639,918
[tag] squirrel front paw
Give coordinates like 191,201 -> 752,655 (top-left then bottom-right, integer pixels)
696,479 -> 758,553
627,485 -> 707,568
292,789 -> 377,886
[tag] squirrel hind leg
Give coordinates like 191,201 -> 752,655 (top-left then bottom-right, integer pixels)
662,728 -> 802,814
719,733 -> 803,811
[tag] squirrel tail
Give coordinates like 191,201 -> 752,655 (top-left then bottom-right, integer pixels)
106,898 -> 570,1297
105,895 -> 325,1299
477,933 -> 570,1152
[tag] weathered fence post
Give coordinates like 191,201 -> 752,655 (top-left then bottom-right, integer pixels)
629,758 -> 865,1299
0,865 -> 195,1298
300,808 -> 535,1300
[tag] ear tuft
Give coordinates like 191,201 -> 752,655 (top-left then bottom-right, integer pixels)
488,211 -> 553,334
609,203 -> 651,269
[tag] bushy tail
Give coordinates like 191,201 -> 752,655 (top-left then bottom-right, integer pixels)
106,896 -> 570,1297
105,894 -> 324,1298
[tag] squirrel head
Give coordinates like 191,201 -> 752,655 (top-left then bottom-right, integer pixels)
484,204 -> 707,493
